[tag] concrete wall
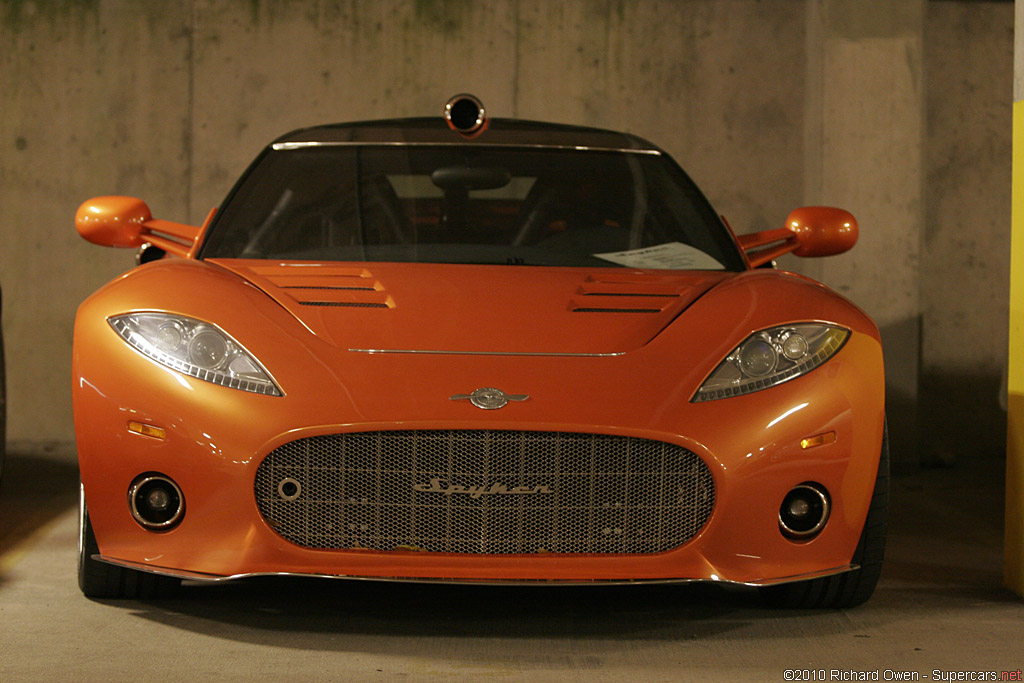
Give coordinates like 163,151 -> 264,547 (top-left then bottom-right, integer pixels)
785,0 -> 926,463
1,2 -> 193,447
0,0 -> 1012,465
921,0 -> 1013,462
185,1 -> 806,234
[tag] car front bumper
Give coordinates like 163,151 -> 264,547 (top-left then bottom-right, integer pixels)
74,322 -> 885,586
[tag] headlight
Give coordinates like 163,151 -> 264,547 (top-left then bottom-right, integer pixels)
109,312 -> 283,396
692,324 -> 848,402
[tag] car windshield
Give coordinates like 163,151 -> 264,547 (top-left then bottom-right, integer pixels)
200,145 -> 744,271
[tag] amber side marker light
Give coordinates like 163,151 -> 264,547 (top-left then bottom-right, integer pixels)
127,421 -> 167,440
800,431 -> 836,450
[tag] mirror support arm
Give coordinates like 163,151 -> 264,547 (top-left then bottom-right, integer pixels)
140,219 -> 201,258
737,228 -> 800,268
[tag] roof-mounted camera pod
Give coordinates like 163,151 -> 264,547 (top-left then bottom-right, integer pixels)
444,93 -> 488,138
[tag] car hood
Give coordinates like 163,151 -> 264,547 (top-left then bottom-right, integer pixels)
208,260 -> 731,355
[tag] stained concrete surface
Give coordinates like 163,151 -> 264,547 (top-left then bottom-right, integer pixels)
1,1 -> 1013,475
0,448 -> 1021,681
0,0 -> 808,446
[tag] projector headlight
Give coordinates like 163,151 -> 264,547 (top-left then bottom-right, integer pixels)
693,324 -> 848,402
109,312 -> 282,396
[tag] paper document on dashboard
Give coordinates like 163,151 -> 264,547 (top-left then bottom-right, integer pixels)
594,242 -> 724,270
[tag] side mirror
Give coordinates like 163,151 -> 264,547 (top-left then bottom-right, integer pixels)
75,196 -> 205,258
75,196 -> 151,248
736,206 -> 858,268
786,206 -> 858,257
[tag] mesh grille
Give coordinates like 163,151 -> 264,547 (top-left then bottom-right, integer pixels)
254,430 -> 714,555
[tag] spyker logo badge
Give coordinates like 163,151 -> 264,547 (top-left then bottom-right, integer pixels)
450,387 -> 529,410
414,478 -> 554,498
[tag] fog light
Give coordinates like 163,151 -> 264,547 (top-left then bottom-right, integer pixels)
146,487 -> 171,511
128,474 -> 185,530
779,483 -> 830,539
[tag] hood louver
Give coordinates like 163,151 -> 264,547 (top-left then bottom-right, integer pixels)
208,260 -> 729,355
570,275 -> 691,314
239,265 -> 395,309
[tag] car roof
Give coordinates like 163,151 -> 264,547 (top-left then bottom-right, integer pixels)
271,117 -> 663,153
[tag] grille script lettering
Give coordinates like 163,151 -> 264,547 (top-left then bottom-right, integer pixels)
413,478 -> 554,499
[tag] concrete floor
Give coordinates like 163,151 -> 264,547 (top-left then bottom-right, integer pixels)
0,447 -> 1022,682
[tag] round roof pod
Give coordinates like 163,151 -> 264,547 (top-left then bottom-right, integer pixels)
444,93 -> 487,138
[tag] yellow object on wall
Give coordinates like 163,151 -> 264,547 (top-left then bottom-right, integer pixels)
1006,99 -> 1024,596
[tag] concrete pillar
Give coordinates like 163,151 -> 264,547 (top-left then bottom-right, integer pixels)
798,0 -> 925,468
1005,0 -> 1024,599
0,2 -> 192,447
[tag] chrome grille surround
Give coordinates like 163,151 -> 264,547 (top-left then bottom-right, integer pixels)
254,430 -> 715,555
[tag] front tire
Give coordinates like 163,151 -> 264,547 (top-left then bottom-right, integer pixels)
78,486 -> 180,599
762,422 -> 889,609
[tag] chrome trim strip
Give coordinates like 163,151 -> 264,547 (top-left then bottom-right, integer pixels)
78,485 -> 87,558
272,141 -> 662,155
746,564 -> 857,587
94,555 -> 857,588
349,348 -> 625,357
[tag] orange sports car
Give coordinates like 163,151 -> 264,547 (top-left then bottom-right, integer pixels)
73,95 -> 886,607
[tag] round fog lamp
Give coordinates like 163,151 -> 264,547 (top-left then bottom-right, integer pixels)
779,484 -> 830,538
146,488 -> 171,512
129,474 -> 185,530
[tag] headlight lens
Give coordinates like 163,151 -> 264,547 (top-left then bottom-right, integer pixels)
109,312 -> 282,396
692,324 -> 848,402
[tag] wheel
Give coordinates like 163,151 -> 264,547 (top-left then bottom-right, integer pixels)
761,422 -> 889,609
78,486 -> 180,599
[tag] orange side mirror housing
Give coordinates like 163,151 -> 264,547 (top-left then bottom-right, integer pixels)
75,196 -> 151,248
786,206 -> 858,258
737,206 -> 858,268
75,196 -> 207,258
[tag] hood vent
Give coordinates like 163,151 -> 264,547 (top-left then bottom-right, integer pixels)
298,301 -> 390,308
572,305 -> 665,313
206,260 -> 729,355
570,274 -> 695,314
580,292 -> 679,298
234,264 -> 395,309
281,285 -> 377,292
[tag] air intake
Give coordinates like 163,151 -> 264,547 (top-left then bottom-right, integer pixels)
255,430 -> 715,555
444,93 -> 487,138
